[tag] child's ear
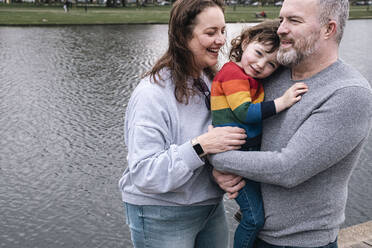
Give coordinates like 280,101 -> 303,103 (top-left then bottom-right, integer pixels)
242,40 -> 249,51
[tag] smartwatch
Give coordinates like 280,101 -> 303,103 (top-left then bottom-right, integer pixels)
191,138 -> 207,157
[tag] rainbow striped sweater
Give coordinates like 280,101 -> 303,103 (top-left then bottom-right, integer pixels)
211,61 -> 276,149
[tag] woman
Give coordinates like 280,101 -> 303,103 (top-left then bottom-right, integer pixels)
119,0 -> 247,247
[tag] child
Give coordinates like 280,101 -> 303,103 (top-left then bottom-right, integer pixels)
211,20 -> 308,248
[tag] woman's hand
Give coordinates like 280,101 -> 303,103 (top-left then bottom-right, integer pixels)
212,169 -> 245,199
197,125 -> 246,154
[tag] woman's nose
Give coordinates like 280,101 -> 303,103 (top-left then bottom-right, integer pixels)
215,32 -> 226,45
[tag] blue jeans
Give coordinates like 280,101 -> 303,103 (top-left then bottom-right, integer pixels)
254,238 -> 338,248
124,201 -> 228,248
234,179 -> 264,248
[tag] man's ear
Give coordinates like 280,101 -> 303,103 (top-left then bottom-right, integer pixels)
323,20 -> 337,40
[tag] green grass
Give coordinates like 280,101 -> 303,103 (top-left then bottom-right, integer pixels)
0,4 -> 371,25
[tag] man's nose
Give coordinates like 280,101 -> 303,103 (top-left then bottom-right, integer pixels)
277,21 -> 289,35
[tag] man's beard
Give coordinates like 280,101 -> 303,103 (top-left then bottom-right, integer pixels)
277,31 -> 320,67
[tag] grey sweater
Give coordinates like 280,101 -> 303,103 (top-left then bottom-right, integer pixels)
210,60 -> 372,246
119,69 -> 224,206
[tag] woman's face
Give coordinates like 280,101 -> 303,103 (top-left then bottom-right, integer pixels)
188,6 -> 226,72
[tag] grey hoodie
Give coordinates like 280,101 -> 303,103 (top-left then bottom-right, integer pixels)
119,69 -> 224,206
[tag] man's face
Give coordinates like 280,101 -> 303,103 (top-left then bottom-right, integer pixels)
277,0 -> 322,67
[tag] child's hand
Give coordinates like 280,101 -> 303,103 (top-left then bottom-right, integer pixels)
274,82 -> 308,113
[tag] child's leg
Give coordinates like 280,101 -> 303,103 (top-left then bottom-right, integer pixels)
234,180 -> 264,248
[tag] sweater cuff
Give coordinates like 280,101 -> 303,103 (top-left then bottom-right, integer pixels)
261,100 -> 276,119
177,141 -> 205,171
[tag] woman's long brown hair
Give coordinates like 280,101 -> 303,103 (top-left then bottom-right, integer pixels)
145,0 -> 225,104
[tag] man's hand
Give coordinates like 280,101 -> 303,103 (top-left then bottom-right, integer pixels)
212,169 -> 245,199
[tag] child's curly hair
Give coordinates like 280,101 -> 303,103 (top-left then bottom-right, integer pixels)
229,19 -> 281,62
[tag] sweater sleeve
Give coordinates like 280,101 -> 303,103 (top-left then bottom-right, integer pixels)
220,76 -> 276,124
125,83 -> 205,194
209,86 -> 372,188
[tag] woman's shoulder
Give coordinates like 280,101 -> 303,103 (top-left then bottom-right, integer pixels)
130,68 -> 175,102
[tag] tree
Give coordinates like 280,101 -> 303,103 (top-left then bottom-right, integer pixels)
106,0 -> 117,7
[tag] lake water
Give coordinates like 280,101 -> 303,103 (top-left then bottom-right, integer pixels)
0,20 -> 371,248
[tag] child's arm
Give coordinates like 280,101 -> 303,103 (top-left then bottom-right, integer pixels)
217,78 -> 274,124
216,78 -> 276,124
274,82 -> 308,113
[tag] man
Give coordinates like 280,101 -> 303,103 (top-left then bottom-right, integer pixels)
210,0 -> 372,247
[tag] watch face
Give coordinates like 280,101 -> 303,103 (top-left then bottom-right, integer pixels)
193,143 -> 204,156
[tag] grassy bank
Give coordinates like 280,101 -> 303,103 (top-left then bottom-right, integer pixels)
0,4 -> 371,25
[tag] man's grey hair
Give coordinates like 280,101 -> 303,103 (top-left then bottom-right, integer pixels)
317,0 -> 349,44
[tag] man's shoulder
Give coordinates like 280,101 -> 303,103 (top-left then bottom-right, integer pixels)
315,60 -> 372,116
328,59 -> 371,90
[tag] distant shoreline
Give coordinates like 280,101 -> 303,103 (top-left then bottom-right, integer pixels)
0,4 -> 371,26
0,17 -> 371,27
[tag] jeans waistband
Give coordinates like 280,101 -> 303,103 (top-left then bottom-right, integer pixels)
254,238 -> 338,248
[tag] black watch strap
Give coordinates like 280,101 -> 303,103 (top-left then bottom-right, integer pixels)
191,138 -> 206,157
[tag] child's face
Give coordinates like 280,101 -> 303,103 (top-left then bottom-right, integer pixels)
239,41 -> 279,79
